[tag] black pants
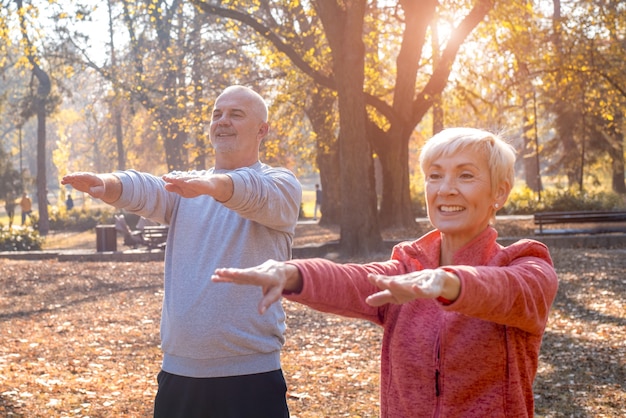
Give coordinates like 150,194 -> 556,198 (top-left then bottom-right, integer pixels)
153,369 -> 290,418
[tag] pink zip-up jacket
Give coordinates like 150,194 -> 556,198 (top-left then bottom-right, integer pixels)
286,227 -> 558,417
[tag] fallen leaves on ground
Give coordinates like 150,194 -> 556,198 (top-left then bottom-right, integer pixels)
1,226 -> 624,417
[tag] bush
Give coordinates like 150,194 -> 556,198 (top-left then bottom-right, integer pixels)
504,185 -> 626,214
0,227 -> 44,251
42,207 -> 116,231
503,186 -> 541,215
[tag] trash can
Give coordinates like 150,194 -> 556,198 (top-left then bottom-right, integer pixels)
96,225 -> 117,252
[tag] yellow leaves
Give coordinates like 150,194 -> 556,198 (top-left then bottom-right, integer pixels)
15,54 -> 31,69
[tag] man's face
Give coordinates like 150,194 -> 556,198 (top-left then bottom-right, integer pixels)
209,89 -> 268,169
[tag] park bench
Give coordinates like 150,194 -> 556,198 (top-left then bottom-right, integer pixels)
533,210 -> 626,235
142,225 -> 169,250
113,214 -> 169,250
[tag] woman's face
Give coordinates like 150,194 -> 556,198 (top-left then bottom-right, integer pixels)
424,147 -> 498,245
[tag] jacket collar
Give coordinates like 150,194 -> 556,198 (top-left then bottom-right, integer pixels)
392,226 -> 500,269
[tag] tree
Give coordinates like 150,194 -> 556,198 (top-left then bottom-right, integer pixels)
536,0 -> 626,194
193,0 -> 494,255
106,0 -> 127,171
16,0 -> 53,235
314,0 -> 381,254
0,146 -> 22,203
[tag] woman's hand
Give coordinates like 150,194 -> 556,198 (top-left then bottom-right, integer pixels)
366,268 -> 460,306
212,260 -> 302,314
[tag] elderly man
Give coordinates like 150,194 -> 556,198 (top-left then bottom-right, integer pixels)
62,85 -> 302,417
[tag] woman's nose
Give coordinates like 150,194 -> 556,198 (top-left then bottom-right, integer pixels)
438,177 -> 458,195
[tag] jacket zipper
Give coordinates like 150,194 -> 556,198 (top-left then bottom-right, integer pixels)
434,334 -> 442,417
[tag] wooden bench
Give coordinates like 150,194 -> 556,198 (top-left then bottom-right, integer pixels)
142,225 -> 169,249
534,210 -> 626,235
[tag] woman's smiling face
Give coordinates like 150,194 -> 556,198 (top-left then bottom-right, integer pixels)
424,146 -> 497,245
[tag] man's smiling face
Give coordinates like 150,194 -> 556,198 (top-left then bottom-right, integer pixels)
209,88 -> 268,169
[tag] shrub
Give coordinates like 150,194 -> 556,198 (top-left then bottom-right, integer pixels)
505,185 -> 626,214
0,227 -> 44,251
503,186 -> 541,215
44,207 -> 115,231
540,188 -> 624,211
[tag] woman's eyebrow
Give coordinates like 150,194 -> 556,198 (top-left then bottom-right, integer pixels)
428,161 -> 479,170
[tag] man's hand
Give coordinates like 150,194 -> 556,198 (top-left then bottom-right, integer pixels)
162,171 -> 233,201
61,173 -> 106,199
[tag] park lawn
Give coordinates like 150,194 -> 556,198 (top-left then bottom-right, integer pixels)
0,222 -> 624,417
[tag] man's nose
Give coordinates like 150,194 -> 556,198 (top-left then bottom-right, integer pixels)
216,116 -> 231,125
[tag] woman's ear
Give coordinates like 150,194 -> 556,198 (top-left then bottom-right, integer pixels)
495,181 -> 511,208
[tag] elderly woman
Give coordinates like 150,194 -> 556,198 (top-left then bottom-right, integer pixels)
213,127 -> 559,417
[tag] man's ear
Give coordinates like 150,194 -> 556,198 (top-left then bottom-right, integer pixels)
258,122 -> 269,137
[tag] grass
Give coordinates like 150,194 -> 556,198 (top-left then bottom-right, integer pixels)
42,230 -> 99,250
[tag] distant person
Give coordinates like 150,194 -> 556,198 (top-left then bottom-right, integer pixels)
19,192 -> 32,225
62,85 -> 302,418
213,127 -> 559,417
313,183 -> 322,221
65,195 -> 74,211
4,195 -> 16,228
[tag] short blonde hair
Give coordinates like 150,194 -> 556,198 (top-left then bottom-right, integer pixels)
419,128 -> 516,196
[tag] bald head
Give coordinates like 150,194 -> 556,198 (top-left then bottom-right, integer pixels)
216,85 -> 268,122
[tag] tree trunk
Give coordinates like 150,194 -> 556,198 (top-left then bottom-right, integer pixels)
316,0 -> 382,256
307,90 -> 341,225
191,10 -> 209,171
605,119 -> 626,194
550,0 -> 582,190
108,0 -> 126,171
522,97 -> 541,193
33,65 -> 51,236
610,137 -> 626,194
376,126 -> 415,228
113,108 -> 125,170
163,124 -> 188,171
17,0 -> 50,235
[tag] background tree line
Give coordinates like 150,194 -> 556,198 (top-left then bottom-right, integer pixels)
0,0 -> 624,255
